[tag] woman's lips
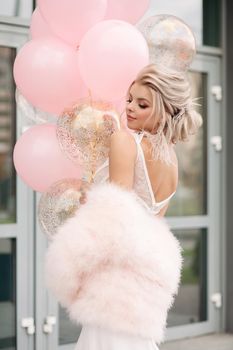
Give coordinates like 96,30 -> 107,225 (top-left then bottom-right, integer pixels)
127,115 -> 136,121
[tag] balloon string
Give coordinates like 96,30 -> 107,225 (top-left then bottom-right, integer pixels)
90,122 -> 98,183
88,89 -> 93,107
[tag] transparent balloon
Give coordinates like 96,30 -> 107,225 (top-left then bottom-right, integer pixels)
57,100 -> 120,182
138,14 -> 196,72
38,178 -> 90,239
16,89 -> 57,125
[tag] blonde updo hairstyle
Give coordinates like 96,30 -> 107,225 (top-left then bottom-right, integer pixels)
133,64 -> 203,144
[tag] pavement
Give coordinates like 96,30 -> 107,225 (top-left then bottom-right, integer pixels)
160,333 -> 233,350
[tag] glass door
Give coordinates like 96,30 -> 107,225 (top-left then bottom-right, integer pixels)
36,53 -> 223,349
166,53 -> 222,340
0,28 -> 34,350
36,213 -> 81,349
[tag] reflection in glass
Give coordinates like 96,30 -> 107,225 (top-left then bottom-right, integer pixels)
59,306 -> 81,345
167,72 -> 207,216
0,239 -> 16,349
203,0 -> 221,47
167,229 -> 207,326
0,47 -> 16,224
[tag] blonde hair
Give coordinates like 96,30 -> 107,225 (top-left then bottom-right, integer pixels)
133,64 -> 203,144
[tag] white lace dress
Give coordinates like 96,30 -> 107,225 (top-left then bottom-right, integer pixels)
75,131 -> 175,350
93,131 -> 175,215
75,325 -> 159,350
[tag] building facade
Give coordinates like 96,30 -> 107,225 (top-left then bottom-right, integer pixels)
0,0 -> 232,349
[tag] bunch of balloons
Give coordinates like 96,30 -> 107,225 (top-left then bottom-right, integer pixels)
14,0 -> 150,115
12,0 -> 197,237
13,0 -> 150,237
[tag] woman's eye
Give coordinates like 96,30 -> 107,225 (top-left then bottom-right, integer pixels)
126,99 -> 132,103
139,104 -> 147,109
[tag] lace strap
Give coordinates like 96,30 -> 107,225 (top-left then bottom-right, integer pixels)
136,143 -> 157,207
130,131 -> 143,143
131,131 -> 156,206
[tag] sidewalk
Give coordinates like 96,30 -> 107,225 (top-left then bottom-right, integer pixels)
160,333 -> 233,350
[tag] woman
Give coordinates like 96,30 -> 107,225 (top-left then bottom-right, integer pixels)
96,63 -> 202,216
45,64 -> 202,350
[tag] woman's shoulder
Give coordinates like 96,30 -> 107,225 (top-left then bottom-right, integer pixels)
111,129 -> 134,140
110,130 -> 136,149
110,129 -> 137,160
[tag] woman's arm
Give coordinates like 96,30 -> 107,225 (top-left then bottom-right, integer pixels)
109,131 -> 136,190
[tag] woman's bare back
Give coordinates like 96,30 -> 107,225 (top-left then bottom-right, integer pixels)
140,136 -> 178,204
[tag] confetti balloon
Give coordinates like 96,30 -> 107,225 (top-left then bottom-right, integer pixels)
38,178 -> 89,238
57,101 -> 120,182
138,15 -> 196,71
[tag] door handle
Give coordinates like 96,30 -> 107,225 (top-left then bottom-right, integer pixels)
43,315 -> 56,334
21,317 -> 35,335
210,136 -> 222,151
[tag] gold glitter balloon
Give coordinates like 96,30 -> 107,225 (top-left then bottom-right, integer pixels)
57,101 -> 120,182
38,178 -> 89,239
138,15 -> 196,72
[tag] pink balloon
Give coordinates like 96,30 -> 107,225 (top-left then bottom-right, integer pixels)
38,0 -> 107,46
105,0 -> 150,24
111,95 -> 129,130
113,97 -> 126,114
13,124 -> 82,192
30,7 -> 52,39
78,20 -> 149,100
13,37 -> 88,115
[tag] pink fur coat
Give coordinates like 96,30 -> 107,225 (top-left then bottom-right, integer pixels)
45,183 -> 182,344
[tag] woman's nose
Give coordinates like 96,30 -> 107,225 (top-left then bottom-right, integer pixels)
127,101 -> 134,112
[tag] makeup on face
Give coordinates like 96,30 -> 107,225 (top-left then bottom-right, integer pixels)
125,82 -> 158,132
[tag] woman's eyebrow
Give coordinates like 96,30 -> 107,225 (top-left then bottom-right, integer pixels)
127,94 -> 150,104
137,97 -> 150,103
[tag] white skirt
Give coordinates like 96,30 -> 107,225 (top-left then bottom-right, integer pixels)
75,325 -> 159,350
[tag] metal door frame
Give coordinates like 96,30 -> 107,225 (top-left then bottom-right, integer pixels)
166,53 -> 223,341
0,22 -> 35,350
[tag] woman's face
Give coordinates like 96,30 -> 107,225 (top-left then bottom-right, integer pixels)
126,82 -> 159,132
